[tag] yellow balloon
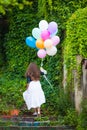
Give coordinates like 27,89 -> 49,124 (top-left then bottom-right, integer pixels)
36,39 -> 44,49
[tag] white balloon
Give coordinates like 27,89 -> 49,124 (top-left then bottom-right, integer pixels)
32,28 -> 41,39
44,39 -> 52,48
39,20 -> 48,31
46,46 -> 57,56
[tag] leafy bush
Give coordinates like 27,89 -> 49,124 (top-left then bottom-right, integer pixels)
63,108 -> 78,126
0,72 -> 26,114
56,89 -> 73,116
76,99 -> 87,130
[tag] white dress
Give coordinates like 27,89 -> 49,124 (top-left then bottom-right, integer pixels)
23,80 -> 46,110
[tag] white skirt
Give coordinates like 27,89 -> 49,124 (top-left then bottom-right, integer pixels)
23,81 -> 46,110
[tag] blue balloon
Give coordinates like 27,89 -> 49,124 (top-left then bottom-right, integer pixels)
25,36 -> 36,48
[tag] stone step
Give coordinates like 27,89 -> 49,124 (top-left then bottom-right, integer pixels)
1,116 -> 36,121
0,126 -> 75,130
18,121 -> 50,126
0,116 -> 50,126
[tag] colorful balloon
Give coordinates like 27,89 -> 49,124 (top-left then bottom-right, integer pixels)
32,28 -> 41,39
48,21 -> 58,34
44,39 -> 52,48
25,36 -> 36,48
51,36 -> 60,46
41,30 -> 50,40
50,28 -> 58,37
37,49 -> 46,58
46,46 -> 57,56
39,20 -> 48,31
25,20 -> 60,58
36,39 -> 44,49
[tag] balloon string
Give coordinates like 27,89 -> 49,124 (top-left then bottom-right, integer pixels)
40,58 -> 53,89
41,58 -> 43,67
43,75 -> 53,89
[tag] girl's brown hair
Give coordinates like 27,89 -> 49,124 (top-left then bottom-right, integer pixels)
25,63 -> 40,80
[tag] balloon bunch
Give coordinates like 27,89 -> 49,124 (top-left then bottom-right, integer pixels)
25,20 -> 60,58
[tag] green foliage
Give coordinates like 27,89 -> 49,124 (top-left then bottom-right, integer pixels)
3,4 -> 63,84
1,0 -> 87,122
1,7 -> 62,114
41,80 -> 73,117
0,120 -> 14,126
76,99 -> 87,130
63,7 -> 87,87
0,0 -> 32,15
34,116 -> 49,121
0,51 -> 3,67
4,7 -> 40,76
63,108 -> 78,126
38,0 -> 87,30
0,71 -> 26,114
38,0 -> 52,19
0,72 -> 63,116
0,15 -> 8,67
56,89 -> 73,116
62,8 -> 87,128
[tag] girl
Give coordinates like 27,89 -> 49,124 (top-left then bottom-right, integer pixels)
23,62 -> 46,116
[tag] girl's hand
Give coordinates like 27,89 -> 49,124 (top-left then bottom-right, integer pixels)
40,67 -> 47,74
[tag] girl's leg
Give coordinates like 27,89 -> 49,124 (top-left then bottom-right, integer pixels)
32,108 -> 37,116
37,107 -> 41,116
34,108 -> 37,113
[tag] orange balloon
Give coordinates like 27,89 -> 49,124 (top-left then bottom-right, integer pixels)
36,39 -> 44,49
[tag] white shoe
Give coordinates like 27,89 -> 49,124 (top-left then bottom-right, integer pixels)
37,112 -> 41,117
32,112 -> 37,116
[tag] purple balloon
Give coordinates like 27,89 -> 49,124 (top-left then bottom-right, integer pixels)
37,49 -> 46,58
48,21 -> 58,34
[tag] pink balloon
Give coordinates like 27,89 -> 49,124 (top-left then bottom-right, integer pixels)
41,30 -> 50,40
51,36 -> 60,46
37,49 -> 46,58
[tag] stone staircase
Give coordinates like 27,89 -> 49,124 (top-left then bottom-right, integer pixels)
0,116 -> 75,130
0,116 -> 50,126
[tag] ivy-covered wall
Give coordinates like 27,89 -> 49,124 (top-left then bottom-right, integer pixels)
63,7 -> 87,87
38,0 -> 87,28
4,7 -> 39,75
0,5 -> 63,116
4,6 -> 62,85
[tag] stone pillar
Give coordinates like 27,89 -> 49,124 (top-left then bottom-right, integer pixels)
63,64 -> 67,91
74,70 -> 82,113
74,55 -> 83,113
82,59 -> 87,98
